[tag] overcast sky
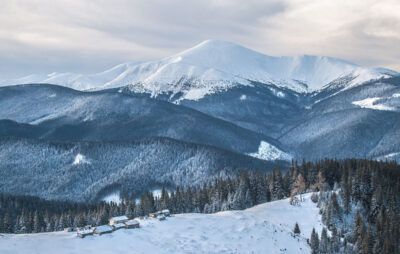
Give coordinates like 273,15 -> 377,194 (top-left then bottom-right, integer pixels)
0,0 -> 399,79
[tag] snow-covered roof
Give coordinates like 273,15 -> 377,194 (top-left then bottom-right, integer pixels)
125,220 -> 139,226
77,228 -> 94,235
95,225 -> 113,233
110,215 -> 128,221
113,223 -> 125,228
161,209 -> 170,213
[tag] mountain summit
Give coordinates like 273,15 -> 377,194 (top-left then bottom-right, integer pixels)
0,40 -> 396,100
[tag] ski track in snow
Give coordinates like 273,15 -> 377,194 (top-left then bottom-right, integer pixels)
0,194 -> 323,254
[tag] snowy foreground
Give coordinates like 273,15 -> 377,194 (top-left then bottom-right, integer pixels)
0,194 -> 323,254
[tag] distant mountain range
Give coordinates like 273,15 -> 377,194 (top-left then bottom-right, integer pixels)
0,40 -> 399,201
1,40 -> 396,96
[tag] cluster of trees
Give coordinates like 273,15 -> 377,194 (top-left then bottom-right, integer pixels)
309,159 -> 400,254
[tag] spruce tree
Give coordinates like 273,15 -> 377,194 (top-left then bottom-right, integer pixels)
362,226 -> 373,254
4,213 -> 13,233
320,227 -> 329,254
33,210 -> 42,233
310,228 -> 319,254
0,215 -> 3,233
293,222 -> 300,235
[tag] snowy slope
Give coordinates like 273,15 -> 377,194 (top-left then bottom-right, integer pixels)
249,141 -> 293,161
1,40 -> 394,100
0,194 -> 324,254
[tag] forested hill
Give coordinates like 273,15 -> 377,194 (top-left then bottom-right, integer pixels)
0,136 -> 282,202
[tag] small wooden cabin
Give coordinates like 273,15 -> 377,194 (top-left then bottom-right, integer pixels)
161,209 -> 170,216
112,223 -> 125,231
125,220 -> 140,229
94,225 -> 113,235
109,215 -> 129,225
77,228 -> 95,238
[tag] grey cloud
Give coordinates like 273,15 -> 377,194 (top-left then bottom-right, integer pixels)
0,0 -> 398,79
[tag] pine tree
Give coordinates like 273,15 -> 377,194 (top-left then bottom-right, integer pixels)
3,213 -> 13,233
293,222 -> 300,236
362,226 -> 373,254
255,172 -> 267,204
0,215 -> 3,233
125,201 -> 135,219
33,210 -> 43,233
58,214 -> 67,231
97,208 -> 109,225
329,226 -> 340,253
310,228 -> 319,254
320,227 -> 329,254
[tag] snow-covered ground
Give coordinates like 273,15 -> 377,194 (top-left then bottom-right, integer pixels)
102,189 -> 171,205
0,193 -> 323,254
352,97 -> 396,111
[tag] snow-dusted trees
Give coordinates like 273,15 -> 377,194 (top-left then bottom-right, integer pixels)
310,228 -> 319,254
319,228 -> 329,254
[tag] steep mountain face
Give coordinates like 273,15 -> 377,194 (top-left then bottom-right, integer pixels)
0,137 -> 280,202
1,40 -> 392,99
0,84 -> 290,158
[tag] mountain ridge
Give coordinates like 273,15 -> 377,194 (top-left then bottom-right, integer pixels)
1,40 -> 396,100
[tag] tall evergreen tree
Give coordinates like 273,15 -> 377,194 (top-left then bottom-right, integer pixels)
310,228 -> 319,254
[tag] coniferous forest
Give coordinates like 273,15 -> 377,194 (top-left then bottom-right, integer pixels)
0,159 -> 399,254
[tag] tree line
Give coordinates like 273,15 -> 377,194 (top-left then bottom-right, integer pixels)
0,158 -> 399,254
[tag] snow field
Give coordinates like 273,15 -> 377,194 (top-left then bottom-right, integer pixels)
0,193 -> 323,254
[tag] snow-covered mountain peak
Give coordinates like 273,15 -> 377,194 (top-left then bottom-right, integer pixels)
0,40 -> 397,100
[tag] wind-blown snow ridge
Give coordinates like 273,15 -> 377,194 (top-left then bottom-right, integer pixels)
249,141 -> 292,161
0,40 -> 396,100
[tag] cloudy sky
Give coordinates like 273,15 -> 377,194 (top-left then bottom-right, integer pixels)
0,0 -> 399,79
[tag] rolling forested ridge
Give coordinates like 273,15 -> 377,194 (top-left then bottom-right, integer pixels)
1,159 -> 399,254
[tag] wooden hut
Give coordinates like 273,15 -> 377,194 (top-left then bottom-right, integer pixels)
77,228 -> 94,238
125,220 -> 140,229
161,209 -> 170,216
112,223 -> 126,231
109,215 -> 129,225
94,225 -> 113,235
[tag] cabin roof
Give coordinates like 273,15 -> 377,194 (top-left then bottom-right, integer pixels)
113,223 -> 125,228
77,228 -> 94,235
95,225 -> 113,233
125,220 -> 139,225
110,215 -> 128,221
